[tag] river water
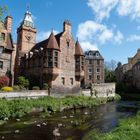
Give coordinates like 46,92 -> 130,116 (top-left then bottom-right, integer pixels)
0,100 -> 140,140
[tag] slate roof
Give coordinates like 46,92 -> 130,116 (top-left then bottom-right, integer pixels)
85,50 -> 104,60
31,32 -> 62,52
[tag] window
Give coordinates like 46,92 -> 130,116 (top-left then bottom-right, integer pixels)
66,41 -> 70,48
81,57 -> 84,70
0,46 -> 4,53
0,61 -> 3,69
75,56 -> 80,71
70,78 -> 73,85
96,53 -> 99,57
97,60 -> 100,65
89,60 -> 92,64
88,68 -> 92,73
54,51 -> 58,67
97,68 -> 100,73
62,77 -> 65,85
89,75 -> 92,80
47,50 -> 53,67
97,75 -> 100,80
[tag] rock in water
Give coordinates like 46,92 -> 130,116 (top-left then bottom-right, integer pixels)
53,128 -> 61,137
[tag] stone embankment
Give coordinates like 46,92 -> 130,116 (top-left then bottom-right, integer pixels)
0,83 -> 115,99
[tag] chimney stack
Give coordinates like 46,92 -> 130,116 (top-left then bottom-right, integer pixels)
63,20 -> 71,32
5,16 -> 12,33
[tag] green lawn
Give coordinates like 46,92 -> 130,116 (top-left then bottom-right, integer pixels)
85,111 -> 140,140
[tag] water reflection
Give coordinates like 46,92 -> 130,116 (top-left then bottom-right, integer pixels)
0,101 -> 139,140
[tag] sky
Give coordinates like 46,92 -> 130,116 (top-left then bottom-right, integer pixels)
1,0 -> 140,64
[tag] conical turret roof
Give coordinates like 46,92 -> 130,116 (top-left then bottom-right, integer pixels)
75,40 -> 84,56
47,32 -> 60,50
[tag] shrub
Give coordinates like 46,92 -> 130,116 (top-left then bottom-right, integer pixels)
13,85 -> 20,91
0,100 -> 10,119
0,76 -> 9,89
32,86 -> 40,90
1,87 -> 13,92
17,76 -> 29,89
43,83 -> 48,90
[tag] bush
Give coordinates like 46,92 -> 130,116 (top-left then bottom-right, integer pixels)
13,85 -> 20,91
0,76 -> 9,89
43,83 -> 48,90
17,76 -> 29,89
0,100 -> 10,119
1,87 -> 13,92
32,86 -> 40,90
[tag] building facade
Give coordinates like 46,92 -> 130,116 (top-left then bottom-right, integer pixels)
84,50 -> 104,86
115,49 -> 140,89
0,16 -> 15,85
16,10 -> 85,93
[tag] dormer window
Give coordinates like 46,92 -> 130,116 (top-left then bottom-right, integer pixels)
89,52 -> 92,56
96,52 -> 99,57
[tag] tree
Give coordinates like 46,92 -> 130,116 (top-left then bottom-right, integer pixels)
105,59 -> 118,71
104,59 -> 118,83
105,68 -> 116,83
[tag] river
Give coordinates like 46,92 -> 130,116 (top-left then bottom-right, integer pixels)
0,100 -> 140,140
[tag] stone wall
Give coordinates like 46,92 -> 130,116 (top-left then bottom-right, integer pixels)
0,53 -> 11,76
82,83 -> 116,98
0,90 -> 48,99
0,83 -> 115,99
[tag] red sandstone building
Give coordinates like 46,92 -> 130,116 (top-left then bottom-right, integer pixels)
15,10 -> 85,93
0,16 -> 15,85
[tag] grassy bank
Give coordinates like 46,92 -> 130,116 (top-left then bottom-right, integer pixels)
0,94 -> 120,120
85,111 -> 140,140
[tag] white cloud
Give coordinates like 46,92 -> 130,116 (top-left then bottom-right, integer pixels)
114,31 -> 124,44
117,0 -> 140,20
87,0 -> 140,21
37,30 -> 58,42
77,20 -> 123,50
127,34 -> 140,42
98,29 -> 113,44
87,0 -> 118,22
80,42 -> 98,51
117,0 -> 133,16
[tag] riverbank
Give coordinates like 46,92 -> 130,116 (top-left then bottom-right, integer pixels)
119,92 -> 140,100
0,94 -> 121,121
86,110 -> 140,140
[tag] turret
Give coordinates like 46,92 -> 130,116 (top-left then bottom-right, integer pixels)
75,40 -> 85,81
17,9 -> 36,53
43,31 -> 60,81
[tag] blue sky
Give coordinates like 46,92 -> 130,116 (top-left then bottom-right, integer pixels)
1,0 -> 140,64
